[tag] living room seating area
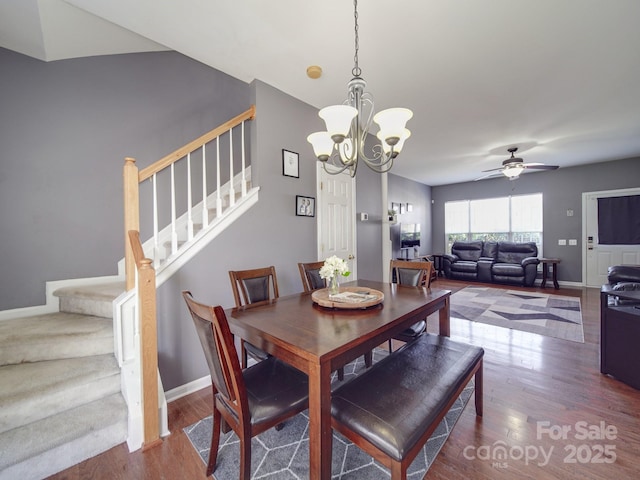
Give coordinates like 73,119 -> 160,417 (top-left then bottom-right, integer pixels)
443,240 -> 540,287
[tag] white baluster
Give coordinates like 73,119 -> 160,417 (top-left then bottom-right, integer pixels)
241,121 -> 247,197
229,128 -> 235,207
216,137 -> 222,218
202,144 -> 208,229
187,152 -> 193,241
171,163 -> 178,254
152,174 -> 159,267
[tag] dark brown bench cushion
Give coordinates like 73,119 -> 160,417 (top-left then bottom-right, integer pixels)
331,334 -> 483,462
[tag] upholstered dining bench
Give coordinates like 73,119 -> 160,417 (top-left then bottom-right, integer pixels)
331,334 -> 484,480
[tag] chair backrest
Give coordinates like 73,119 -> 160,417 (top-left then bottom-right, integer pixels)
229,266 -> 279,308
298,261 -> 326,292
182,291 -> 249,421
390,259 -> 433,287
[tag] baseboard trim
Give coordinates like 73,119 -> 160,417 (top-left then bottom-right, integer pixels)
165,376 -> 211,403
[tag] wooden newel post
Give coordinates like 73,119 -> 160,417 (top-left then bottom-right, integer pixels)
124,157 -> 140,291
139,257 -> 161,449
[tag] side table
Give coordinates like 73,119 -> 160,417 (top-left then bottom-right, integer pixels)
540,258 -> 560,289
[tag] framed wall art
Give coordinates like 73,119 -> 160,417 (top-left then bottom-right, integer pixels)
296,195 -> 315,217
283,149 -> 299,178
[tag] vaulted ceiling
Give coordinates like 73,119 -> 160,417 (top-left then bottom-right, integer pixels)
2,0 -> 640,185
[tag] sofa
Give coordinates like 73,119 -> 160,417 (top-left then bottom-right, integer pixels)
603,264 -> 640,305
443,240 -> 540,287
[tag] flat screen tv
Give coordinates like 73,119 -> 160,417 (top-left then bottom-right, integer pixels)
400,223 -> 421,248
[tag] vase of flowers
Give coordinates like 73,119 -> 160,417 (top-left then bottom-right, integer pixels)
320,255 -> 350,295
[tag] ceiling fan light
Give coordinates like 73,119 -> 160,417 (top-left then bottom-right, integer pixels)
319,105 -> 357,143
307,132 -> 334,161
373,108 -> 413,144
503,165 -> 524,178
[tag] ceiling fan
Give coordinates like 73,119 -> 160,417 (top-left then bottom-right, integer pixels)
476,147 -> 559,181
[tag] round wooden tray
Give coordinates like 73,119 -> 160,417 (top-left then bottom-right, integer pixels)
311,286 -> 384,309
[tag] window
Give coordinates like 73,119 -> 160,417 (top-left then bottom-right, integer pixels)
444,194 -> 543,254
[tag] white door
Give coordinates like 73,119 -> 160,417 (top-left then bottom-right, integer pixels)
583,188 -> 640,287
317,164 -> 357,279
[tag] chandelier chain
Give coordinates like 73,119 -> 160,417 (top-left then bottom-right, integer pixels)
352,0 -> 361,78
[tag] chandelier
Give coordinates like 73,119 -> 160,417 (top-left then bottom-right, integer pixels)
307,0 -> 413,177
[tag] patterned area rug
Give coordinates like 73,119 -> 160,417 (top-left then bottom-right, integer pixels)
450,286 -> 584,343
184,349 -> 474,479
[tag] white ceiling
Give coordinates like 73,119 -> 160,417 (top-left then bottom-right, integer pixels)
2,0 -> 640,186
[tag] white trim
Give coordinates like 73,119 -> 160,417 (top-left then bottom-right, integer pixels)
165,375 -> 212,403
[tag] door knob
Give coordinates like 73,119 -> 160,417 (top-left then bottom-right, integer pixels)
348,254 -> 355,260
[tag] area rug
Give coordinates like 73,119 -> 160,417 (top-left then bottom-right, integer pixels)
184,349 -> 474,479
450,286 -> 584,343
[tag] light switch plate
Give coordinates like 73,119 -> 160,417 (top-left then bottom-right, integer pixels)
558,239 -> 567,245
569,239 -> 578,246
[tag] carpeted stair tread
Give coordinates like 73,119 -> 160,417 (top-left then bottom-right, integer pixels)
0,392 -> 127,480
54,281 -> 125,318
0,312 -> 113,365
0,354 -> 120,434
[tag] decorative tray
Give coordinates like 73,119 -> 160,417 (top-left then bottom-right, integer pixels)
311,286 -> 384,309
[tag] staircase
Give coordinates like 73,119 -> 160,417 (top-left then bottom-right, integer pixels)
0,106 -> 257,478
0,283 -> 127,480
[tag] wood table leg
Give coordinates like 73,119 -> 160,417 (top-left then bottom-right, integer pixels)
552,262 -> 559,289
308,361 -> 333,480
541,262 -> 549,288
439,297 -> 450,337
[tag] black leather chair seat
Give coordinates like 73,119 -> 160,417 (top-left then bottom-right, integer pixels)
331,334 -> 484,461
225,356 -> 309,426
395,320 -> 427,343
450,261 -> 478,273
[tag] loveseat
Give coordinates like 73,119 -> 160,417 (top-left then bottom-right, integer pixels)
443,240 -> 540,287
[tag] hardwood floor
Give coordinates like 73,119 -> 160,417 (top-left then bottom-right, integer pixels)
49,280 -> 640,480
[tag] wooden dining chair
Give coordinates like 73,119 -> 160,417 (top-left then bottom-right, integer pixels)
229,266 -> 279,368
388,259 -> 434,351
297,260 -> 372,380
182,291 -> 309,480
297,261 -> 326,292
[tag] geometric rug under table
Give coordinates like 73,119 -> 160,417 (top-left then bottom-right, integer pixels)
185,348 -> 475,479
450,286 -> 584,343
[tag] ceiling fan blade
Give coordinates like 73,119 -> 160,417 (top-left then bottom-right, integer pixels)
522,164 -> 559,170
480,167 -> 504,173
475,171 -> 503,181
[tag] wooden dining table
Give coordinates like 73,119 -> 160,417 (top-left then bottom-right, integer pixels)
227,279 -> 452,480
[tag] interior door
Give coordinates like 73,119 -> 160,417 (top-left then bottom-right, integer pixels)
317,164 -> 357,279
583,188 -> 640,287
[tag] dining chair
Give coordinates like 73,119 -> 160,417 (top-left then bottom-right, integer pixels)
297,260 -> 326,292
229,266 -> 279,368
182,291 -> 309,480
297,260 -> 372,380
388,259 -> 434,351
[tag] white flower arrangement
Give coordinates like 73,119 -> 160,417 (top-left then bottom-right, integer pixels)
319,255 -> 351,280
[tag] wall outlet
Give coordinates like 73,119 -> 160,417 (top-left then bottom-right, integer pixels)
558,239 -> 567,245
569,239 -> 578,246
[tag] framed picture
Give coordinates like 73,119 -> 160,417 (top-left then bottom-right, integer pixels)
407,203 -> 414,212
391,202 -> 400,213
399,203 -> 406,214
283,149 -> 299,178
296,195 -> 315,217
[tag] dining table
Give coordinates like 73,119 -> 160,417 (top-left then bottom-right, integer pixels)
227,278 -> 452,480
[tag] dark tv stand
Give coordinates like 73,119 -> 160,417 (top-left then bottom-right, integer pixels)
600,286 -> 640,390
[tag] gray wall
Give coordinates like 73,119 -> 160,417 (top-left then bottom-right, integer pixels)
431,157 -> 640,282
156,80 -> 322,390
389,174 -> 432,260
0,47 -> 249,310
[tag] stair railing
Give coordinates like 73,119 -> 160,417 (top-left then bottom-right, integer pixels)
120,106 -> 256,450
123,105 -> 256,291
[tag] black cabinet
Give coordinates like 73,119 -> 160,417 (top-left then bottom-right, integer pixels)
600,287 -> 640,390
